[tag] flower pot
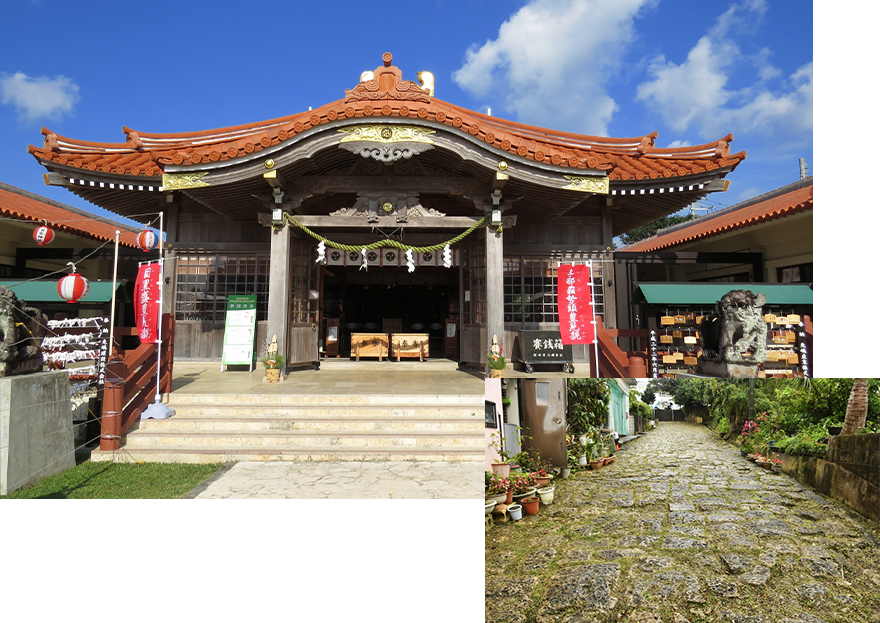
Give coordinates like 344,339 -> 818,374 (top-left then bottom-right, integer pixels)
578,455 -> 588,467
512,488 -> 536,503
508,504 -> 523,521
265,368 -> 281,383
560,468 -> 571,479
534,475 -> 551,487
491,463 -> 511,478
537,486 -> 555,505
489,368 -> 504,378
827,426 -> 843,436
485,500 -> 497,515
486,492 -> 507,505
603,456 -> 614,466
521,496 -> 540,515
589,460 -> 603,470
578,434 -> 587,445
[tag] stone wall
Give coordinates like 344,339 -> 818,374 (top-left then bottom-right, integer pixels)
779,433 -> 879,522
1,371 -> 74,495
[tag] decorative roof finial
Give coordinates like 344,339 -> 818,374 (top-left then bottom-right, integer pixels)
383,52 -> 393,67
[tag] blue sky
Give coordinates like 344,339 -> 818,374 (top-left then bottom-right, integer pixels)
1,0 -> 812,225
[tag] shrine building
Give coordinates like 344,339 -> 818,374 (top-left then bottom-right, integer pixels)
28,52 -> 744,374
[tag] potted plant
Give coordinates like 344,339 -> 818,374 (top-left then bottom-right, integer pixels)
508,503 -> 524,521
511,472 -> 537,502
487,350 -> 506,378
485,474 -> 510,505
488,431 -> 511,477
537,484 -> 555,505
521,496 -> 540,515
485,500 -> 497,515
261,354 -> 286,383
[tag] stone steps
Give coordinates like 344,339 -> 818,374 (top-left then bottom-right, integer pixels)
90,390 -> 485,463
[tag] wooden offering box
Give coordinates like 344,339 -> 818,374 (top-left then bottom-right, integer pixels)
351,333 -> 389,361
391,333 -> 429,361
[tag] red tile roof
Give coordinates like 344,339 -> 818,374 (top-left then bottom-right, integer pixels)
0,182 -> 142,248
28,53 -> 744,185
621,178 -> 813,252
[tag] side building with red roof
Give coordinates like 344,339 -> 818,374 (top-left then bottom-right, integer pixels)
0,181 -> 151,322
613,177 -> 813,377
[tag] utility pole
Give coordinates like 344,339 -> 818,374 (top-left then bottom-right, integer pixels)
799,158 -> 810,180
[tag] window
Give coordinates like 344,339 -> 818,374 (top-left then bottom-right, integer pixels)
535,381 -> 551,406
485,400 -> 498,428
504,256 -> 605,324
175,254 -> 269,322
777,263 -> 812,284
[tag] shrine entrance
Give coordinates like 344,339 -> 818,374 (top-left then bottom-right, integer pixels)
321,263 -> 460,360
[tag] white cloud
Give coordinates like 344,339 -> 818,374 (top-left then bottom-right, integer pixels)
665,140 -> 691,149
635,0 -> 811,140
453,0 -> 656,136
0,71 -> 80,121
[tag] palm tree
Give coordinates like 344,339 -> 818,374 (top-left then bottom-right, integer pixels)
841,378 -> 868,435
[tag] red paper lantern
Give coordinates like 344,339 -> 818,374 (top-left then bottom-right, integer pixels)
57,273 -> 90,303
136,229 -> 158,252
33,223 -> 55,245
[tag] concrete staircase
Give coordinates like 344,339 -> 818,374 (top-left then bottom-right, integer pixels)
90,392 -> 486,463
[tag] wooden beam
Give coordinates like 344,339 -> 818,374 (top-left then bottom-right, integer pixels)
291,215 -> 482,229
485,224 -> 505,360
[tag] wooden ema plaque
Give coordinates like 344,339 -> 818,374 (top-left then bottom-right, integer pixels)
660,316 -> 675,325
351,333 -> 389,361
391,333 -> 429,361
660,334 -> 674,344
683,336 -> 697,345
684,356 -> 698,366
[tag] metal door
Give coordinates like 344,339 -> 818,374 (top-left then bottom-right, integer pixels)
520,379 -> 567,467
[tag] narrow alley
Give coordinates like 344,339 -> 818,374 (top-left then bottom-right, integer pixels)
486,422 -> 880,623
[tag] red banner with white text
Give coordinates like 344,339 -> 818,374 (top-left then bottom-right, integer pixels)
557,263 -> 596,345
135,262 -> 160,344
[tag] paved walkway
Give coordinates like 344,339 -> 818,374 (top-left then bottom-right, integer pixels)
186,460 -> 484,499
486,422 -> 880,623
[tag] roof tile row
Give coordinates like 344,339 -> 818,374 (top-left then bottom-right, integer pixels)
29,53 -> 745,185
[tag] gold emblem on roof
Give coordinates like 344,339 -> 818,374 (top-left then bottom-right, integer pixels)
162,171 -> 210,190
338,125 -> 435,144
563,175 -> 609,194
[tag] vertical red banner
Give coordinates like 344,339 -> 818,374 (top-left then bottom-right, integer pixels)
135,262 -> 160,344
557,263 -> 596,345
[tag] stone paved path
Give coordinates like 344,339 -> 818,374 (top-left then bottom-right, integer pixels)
486,422 -> 880,623
186,460 -> 483,499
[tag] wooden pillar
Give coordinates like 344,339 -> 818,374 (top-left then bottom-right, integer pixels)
486,223 -> 505,361
100,353 -> 125,451
268,223 -> 292,369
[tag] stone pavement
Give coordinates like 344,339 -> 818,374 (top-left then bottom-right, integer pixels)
186,460 -> 484,499
486,422 -> 880,623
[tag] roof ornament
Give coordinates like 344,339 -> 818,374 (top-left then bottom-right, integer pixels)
344,52 -> 431,104
714,134 -> 733,159
417,72 -> 434,97
637,131 -> 658,155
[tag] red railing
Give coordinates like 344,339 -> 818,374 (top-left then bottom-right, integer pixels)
594,316 -> 650,378
99,314 -> 175,450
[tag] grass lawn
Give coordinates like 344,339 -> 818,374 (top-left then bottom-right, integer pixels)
1,461 -> 226,499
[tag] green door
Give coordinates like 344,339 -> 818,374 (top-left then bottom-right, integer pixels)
609,381 -> 628,436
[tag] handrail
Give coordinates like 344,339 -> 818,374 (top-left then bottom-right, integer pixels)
99,314 -> 175,451
594,316 -> 650,378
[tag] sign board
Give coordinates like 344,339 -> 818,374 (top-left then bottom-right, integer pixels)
519,330 -> 574,365
221,295 -> 257,371
556,263 -> 597,345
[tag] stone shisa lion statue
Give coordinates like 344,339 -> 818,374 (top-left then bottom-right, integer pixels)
697,289 -> 767,378
0,286 -> 47,377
